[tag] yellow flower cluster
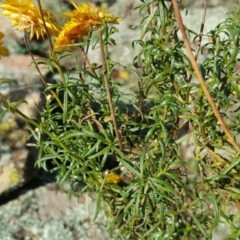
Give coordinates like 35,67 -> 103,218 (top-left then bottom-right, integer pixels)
0,32 -> 8,58
0,0 -> 60,40
0,0 -> 121,52
54,2 -> 121,51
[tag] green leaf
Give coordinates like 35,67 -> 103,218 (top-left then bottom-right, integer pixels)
222,156 -> 240,174
208,194 -> 220,229
189,211 -> 210,238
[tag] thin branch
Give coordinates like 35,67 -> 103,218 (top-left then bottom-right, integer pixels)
172,0 -> 240,154
187,1 -> 207,83
36,0 -> 66,87
24,32 -> 47,87
194,0 -> 207,61
98,30 -> 123,151
36,0 -> 54,52
24,31 -> 64,110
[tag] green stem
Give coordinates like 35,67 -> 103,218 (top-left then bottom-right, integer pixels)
172,0 -> 240,155
23,32 -> 64,111
98,28 -> 123,151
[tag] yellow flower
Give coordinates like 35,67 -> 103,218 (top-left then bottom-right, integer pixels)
65,2 -> 121,25
0,32 -> 9,58
54,20 -> 90,51
0,0 -> 60,40
54,2 -> 121,51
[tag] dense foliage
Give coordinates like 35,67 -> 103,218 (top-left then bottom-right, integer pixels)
1,0 -> 240,239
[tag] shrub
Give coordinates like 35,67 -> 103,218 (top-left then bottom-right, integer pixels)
1,0 -> 240,239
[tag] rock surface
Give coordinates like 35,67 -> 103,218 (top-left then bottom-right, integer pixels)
0,77 -> 44,196
0,182 -> 110,240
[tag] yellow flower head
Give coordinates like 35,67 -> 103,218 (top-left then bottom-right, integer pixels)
54,20 -> 90,52
54,2 -> 121,51
65,2 -> 121,25
0,32 -> 9,58
0,0 -> 61,40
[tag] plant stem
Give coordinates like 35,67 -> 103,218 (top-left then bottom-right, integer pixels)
36,0 -> 54,52
98,30 -> 123,151
172,0 -> 240,155
24,32 -> 64,111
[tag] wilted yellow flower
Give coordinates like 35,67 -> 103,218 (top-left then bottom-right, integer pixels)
65,2 -> 121,24
0,32 -> 9,58
54,2 -> 121,51
0,0 -> 60,40
54,21 -> 90,52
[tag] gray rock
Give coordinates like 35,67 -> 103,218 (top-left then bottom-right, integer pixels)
0,183 -> 110,240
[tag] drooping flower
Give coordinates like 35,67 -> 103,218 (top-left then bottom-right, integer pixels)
0,0 -> 60,40
0,32 -> 9,58
54,2 -> 121,51
54,21 -> 90,51
64,2 -> 121,25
